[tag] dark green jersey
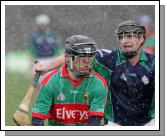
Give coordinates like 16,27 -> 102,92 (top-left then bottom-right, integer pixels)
32,64 -> 107,126
91,57 -> 113,122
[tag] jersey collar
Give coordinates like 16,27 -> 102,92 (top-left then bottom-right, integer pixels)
60,64 -> 91,87
140,50 -> 148,61
61,64 -> 68,77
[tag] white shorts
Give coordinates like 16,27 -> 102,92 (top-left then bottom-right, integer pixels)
144,119 -> 155,126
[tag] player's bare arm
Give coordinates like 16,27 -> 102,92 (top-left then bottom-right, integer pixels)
35,55 -> 65,73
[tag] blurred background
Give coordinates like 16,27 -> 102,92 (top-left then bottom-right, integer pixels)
5,5 -> 155,126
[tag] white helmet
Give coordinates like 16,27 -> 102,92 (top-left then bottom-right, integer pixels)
35,14 -> 50,25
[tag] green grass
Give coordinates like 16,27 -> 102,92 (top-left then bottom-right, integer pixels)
5,72 -> 34,126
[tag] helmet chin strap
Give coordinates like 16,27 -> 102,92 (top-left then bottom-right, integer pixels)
69,57 -> 74,70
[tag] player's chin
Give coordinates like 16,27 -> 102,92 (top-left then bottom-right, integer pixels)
122,48 -> 134,53
80,71 -> 90,75
78,70 -> 90,76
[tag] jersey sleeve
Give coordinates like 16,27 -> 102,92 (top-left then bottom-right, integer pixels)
26,33 -> 37,58
91,49 -> 114,85
149,94 -> 155,119
32,84 -> 53,120
94,49 -> 116,72
149,57 -> 155,118
88,83 -> 107,117
91,49 -> 115,121
95,49 -> 113,66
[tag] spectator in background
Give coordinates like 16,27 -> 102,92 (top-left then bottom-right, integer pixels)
27,14 -> 64,93
137,15 -> 155,55
27,14 -> 64,60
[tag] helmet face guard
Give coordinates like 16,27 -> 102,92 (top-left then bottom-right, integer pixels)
69,55 -> 93,76
116,20 -> 146,58
117,25 -> 146,35
65,35 -> 97,76
117,32 -> 140,58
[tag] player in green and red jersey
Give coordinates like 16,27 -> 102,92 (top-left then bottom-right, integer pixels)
32,35 -> 107,126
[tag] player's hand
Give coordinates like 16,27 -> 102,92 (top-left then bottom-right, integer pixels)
35,62 -> 46,72
32,62 -> 47,76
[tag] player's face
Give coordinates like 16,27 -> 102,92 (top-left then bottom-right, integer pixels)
118,33 -> 144,54
37,23 -> 49,31
73,56 -> 93,75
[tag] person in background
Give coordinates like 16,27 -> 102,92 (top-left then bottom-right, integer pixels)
26,14 -> 64,92
27,14 -> 63,59
137,15 -> 155,55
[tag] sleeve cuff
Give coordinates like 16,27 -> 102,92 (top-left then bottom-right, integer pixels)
88,111 -> 104,117
32,112 -> 49,120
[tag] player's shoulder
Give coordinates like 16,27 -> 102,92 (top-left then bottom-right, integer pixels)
142,51 -> 155,71
30,31 -> 41,39
41,68 -> 59,86
92,71 -> 107,88
96,49 -> 113,57
96,48 -> 118,59
144,51 -> 155,63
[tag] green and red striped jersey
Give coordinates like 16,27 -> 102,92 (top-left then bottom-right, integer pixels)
32,64 -> 107,126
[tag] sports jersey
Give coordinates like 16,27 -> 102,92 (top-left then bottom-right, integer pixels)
27,28 -> 63,58
144,32 -> 155,48
91,55 -> 113,122
94,48 -> 155,126
32,64 -> 107,126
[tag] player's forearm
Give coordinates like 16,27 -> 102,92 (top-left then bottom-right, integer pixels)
47,55 -> 65,71
35,55 -> 65,73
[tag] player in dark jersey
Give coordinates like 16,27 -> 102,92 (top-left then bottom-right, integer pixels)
34,20 -> 155,126
94,20 -> 155,126
27,14 -> 63,58
27,14 -> 64,96
32,35 -> 107,126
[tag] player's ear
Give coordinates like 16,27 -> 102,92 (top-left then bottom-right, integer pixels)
65,53 -> 70,63
65,53 -> 70,59
138,35 -> 145,44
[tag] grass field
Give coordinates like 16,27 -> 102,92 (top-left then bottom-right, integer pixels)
5,72 -> 34,126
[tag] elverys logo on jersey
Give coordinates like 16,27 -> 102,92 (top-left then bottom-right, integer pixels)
51,103 -> 89,124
